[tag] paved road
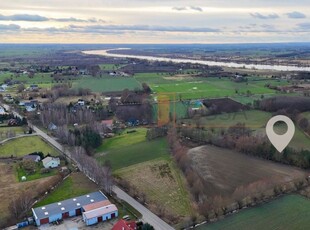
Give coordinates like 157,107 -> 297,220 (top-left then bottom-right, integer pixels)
114,186 -> 174,230
1,103 -> 175,230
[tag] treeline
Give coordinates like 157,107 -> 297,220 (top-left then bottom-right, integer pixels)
39,103 -> 108,127
55,125 -> 102,155
260,96 -> 310,113
180,124 -> 310,169
72,146 -> 113,194
49,84 -> 91,101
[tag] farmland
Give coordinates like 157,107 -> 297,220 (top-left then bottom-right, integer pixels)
0,136 -> 59,157
198,195 -> 310,230
187,145 -> 306,196
115,159 -> 192,219
73,76 -> 141,93
96,127 -> 193,222
96,128 -> 170,171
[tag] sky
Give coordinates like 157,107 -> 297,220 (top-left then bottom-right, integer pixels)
0,0 -> 309,44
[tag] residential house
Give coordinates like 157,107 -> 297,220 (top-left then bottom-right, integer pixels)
48,123 -> 58,131
23,154 -> 41,163
42,157 -> 60,168
112,219 -> 137,230
101,119 -> 113,131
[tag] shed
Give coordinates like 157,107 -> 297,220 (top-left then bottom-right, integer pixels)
32,191 -> 107,226
82,203 -> 118,226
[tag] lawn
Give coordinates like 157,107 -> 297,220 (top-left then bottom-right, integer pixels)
74,76 -> 142,93
0,136 -> 59,157
153,100 -> 189,121
34,172 -> 99,207
199,195 -> 310,230
15,162 -> 58,182
115,159 -> 192,219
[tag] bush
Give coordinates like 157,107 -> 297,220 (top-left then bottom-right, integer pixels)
40,168 -> 50,174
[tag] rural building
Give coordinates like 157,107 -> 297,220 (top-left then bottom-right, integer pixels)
101,119 -> 114,130
32,191 -> 108,226
23,154 -> 41,162
82,200 -> 118,226
112,219 -> 137,230
48,123 -> 58,131
42,157 -> 60,168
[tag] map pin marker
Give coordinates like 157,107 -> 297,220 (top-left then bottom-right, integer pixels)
266,115 -> 295,153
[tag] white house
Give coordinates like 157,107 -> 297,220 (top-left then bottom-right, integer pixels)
42,157 -> 60,168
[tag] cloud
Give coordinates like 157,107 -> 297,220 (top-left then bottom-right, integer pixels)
189,6 -> 203,12
0,24 -> 21,30
250,12 -> 279,19
285,11 -> 306,19
171,6 -> 203,12
0,14 -> 105,23
297,23 -> 310,30
172,6 -> 187,11
0,14 -> 48,22
68,24 -> 219,33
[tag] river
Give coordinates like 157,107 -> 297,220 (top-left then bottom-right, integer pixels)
82,49 -> 310,72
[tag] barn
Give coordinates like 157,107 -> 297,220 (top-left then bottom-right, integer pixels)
32,191 -> 107,226
82,200 -> 118,226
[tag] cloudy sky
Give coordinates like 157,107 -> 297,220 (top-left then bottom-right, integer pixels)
0,0 -> 309,43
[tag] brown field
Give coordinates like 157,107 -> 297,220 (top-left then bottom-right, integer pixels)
0,162 -> 57,227
188,145 -> 306,197
115,159 -> 193,222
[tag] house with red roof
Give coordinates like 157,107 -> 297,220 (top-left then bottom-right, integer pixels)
112,219 -> 137,230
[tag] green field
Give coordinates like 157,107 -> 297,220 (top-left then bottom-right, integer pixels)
0,136 -> 59,157
96,128 -> 169,171
99,64 -> 125,70
34,173 -> 99,207
74,76 -> 141,92
133,74 -> 289,100
199,195 -> 310,230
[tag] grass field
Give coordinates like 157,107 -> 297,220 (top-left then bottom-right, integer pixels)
96,134 -> 169,171
115,159 -> 192,218
0,136 -> 59,157
199,195 -> 310,230
99,64 -> 126,70
34,172 -> 99,207
134,74 -> 290,100
188,145 -> 306,197
74,76 -> 141,93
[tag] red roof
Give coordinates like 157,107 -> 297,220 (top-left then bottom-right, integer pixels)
83,200 -> 111,212
101,119 -> 113,126
112,219 -> 137,230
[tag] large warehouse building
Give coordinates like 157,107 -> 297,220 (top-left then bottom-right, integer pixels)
32,191 -> 118,226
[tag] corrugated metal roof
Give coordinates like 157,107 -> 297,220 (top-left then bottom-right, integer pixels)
33,191 -> 107,220
83,204 -> 118,219
83,200 -> 112,212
